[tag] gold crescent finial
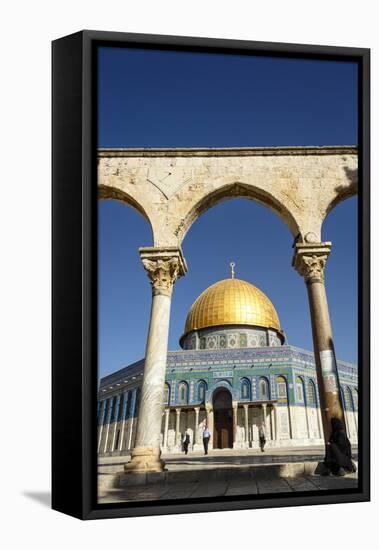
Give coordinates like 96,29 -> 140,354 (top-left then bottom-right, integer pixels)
230,261 -> 235,279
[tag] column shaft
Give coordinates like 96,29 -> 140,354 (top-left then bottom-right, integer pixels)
118,391 -> 128,451
262,403 -> 267,431
194,407 -> 200,445
163,409 -> 170,449
243,404 -> 249,443
206,406 -> 214,449
274,404 -> 279,441
293,242 -> 346,444
175,408 -> 181,447
232,402 -> 238,446
125,247 -> 187,474
97,400 -> 106,453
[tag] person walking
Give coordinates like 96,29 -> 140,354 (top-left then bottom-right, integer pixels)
323,417 -> 357,476
203,425 -> 211,455
258,424 -> 266,452
182,429 -> 190,455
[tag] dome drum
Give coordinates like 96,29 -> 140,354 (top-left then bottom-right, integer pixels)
180,325 -> 284,350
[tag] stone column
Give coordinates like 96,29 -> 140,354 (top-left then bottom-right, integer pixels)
163,408 -> 170,449
127,389 -> 137,451
269,405 -> 274,440
194,407 -> 200,444
175,408 -> 181,447
103,396 -> 113,453
304,399 -> 311,440
125,247 -> 187,473
273,403 -> 279,441
97,400 -> 106,453
110,394 -> 121,452
118,390 -> 128,451
205,404 -> 214,449
293,242 -> 346,444
243,404 -> 249,445
261,403 -> 267,431
232,401 -> 238,447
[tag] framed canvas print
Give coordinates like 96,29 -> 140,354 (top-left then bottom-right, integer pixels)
52,30 -> 370,520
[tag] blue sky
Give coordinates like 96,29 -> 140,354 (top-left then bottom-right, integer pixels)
98,47 -> 358,378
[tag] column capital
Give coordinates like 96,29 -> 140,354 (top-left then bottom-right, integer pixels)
175,407 -> 181,414
292,242 -> 332,283
140,246 -> 188,297
232,401 -> 239,409
243,403 -> 249,410
194,406 -> 200,413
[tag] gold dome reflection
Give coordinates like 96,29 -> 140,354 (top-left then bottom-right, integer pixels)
184,278 -> 281,335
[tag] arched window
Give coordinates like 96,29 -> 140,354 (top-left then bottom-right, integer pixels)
276,376 -> 288,400
241,378 -> 251,400
344,386 -> 353,411
259,377 -> 269,400
295,376 -> 304,403
163,383 -> 170,404
178,381 -> 189,404
306,380 -> 317,406
197,380 -> 206,402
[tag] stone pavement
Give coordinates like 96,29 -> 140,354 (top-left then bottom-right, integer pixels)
98,446 -> 358,504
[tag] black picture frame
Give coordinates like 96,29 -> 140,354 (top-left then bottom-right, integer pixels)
52,30 -> 370,520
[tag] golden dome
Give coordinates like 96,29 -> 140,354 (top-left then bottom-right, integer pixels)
183,278 -> 281,336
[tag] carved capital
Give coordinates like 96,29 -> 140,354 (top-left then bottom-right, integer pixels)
140,246 -> 188,297
292,242 -> 332,283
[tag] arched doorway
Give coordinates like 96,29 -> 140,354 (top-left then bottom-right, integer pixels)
213,388 -> 233,449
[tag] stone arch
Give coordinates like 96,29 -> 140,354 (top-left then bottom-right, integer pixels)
175,182 -> 300,245
321,165 -> 358,227
209,380 -> 239,402
98,184 -> 155,243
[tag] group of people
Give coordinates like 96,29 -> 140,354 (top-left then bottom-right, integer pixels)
181,424 -> 267,455
180,417 -> 356,477
181,425 -> 211,455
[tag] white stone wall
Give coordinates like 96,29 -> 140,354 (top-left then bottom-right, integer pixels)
345,410 -> 358,443
277,406 -> 291,440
